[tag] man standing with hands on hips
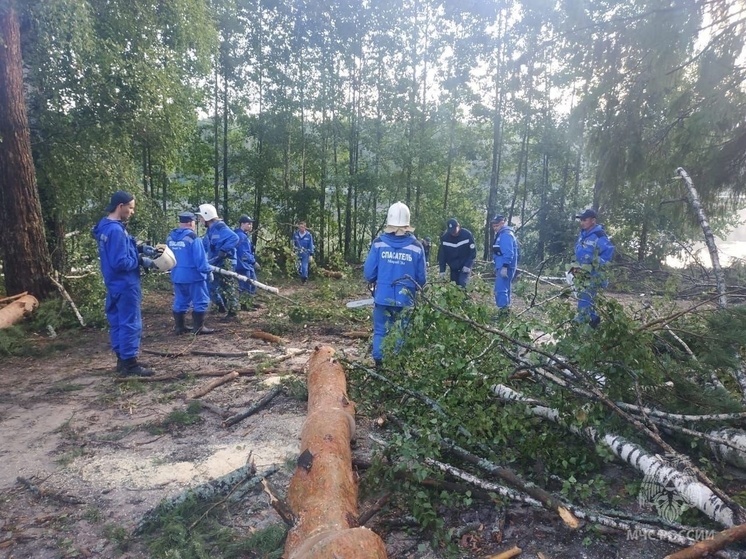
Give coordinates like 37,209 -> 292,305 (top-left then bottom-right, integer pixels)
437,218 -> 476,287
491,215 -> 519,314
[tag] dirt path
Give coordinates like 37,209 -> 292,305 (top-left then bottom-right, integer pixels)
0,283 -> 689,558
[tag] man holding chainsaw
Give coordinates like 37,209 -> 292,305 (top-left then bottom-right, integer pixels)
364,202 -> 427,369
166,212 -> 215,335
572,208 -> 615,328
234,215 -> 258,302
197,203 -> 240,319
92,190 -> 161,377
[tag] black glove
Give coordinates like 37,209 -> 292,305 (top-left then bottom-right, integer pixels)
218,250 -> 230,260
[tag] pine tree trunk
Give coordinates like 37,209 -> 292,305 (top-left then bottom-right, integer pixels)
0,0 -> 54,299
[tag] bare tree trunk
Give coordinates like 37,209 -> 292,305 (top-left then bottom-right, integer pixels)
0,0 -> 54,299
676,167 -> 727,309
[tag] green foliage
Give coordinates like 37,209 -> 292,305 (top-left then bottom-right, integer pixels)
0,327 -> 26,357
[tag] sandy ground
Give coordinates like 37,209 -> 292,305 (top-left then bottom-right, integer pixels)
0,282 -> 705,558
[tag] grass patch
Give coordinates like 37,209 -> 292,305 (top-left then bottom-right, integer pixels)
142,493 -> 286,559
145,401 -> 203,435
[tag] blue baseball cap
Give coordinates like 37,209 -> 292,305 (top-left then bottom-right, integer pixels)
447,218 -> 459,231
491,215 -> 505,224
575,209 -> 597,220
238,215 -> 254,224
178,211 -> 196,223
105,190 -> 134,212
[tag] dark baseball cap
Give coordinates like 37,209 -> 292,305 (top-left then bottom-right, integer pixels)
491,215 -> 505,224
575,209 -> 597,220
178,211 -> 196,223
238,215 -> 254,224
105,190 -> 134,212
447,218 -> 459,230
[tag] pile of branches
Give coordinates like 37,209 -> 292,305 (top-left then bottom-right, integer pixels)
350,281 -> 746,557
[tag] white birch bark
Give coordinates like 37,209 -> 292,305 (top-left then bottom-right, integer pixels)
708,428 -> 746,470
676,167 -> 727,309
492,384 -> 735,527
425,457 -> 699,547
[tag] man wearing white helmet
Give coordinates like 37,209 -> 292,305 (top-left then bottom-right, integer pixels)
197,203 -> 240,319
363,201 -> 427,368
91,190 -> 155,377
166,212 -> 215,335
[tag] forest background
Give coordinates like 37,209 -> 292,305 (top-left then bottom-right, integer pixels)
1,0 -> 746,296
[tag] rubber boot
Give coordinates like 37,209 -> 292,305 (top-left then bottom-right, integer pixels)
173,312 -> 192,335
116,355 -> 124,373
119,357 -> 155,377
192,312 -> 215,335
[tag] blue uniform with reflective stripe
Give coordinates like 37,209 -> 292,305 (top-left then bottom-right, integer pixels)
92,217 -> 142,360
438,228 -> 477,287
167,227 -> 211,312
364,233 -> 427,360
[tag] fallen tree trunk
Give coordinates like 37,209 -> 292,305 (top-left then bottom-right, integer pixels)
284,346 -> 387,559
664,521 -> 746,559
492,384 -> 737,527
0,294 -> 39,329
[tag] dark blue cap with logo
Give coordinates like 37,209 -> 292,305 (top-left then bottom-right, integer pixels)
491,215 -> 505,224
447,218 -> 459,231
178,211 -> 196,223
238,215 -> 254,224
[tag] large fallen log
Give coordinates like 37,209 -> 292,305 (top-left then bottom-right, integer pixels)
284,346 -> 387,559
0,294 -> 39,329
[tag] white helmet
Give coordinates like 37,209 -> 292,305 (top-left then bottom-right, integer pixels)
197,203 -> 219,221
386,202 -> 412,228
152,244 -> 176,271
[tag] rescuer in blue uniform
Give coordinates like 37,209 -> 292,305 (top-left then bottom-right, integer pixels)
92,190 -> 155,377
197,203 -> 240,319
573,208 -> 615,328
437,218 -> 477,287
167,212 -> 215,335
363,202 -> 427,368
491,215 -> 519,312
292,221 -> 315,283
234,215 -> 257,298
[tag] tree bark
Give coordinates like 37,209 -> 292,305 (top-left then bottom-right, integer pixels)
0,294 -> 38,329
676,167 -> 727,309
284,346 -> 387,559
0,0 -> 54,299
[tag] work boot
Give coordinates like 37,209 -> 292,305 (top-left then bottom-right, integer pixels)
173,312 -> 192,335
119,358 -> 155,377
215,301 -> 227,314
192,312 -> 215,334
115,355 -> 124,373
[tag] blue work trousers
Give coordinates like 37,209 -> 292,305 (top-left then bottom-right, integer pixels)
372,304 -> 410,360
236,265 -> 256,294
494,268 -> 516,308
297,253 -> 310,280
173,281 -> 210,313
105,283 -> 142,360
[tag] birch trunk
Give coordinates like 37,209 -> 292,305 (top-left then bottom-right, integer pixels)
676,167 -> 727,309
492,384 -> 736,527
